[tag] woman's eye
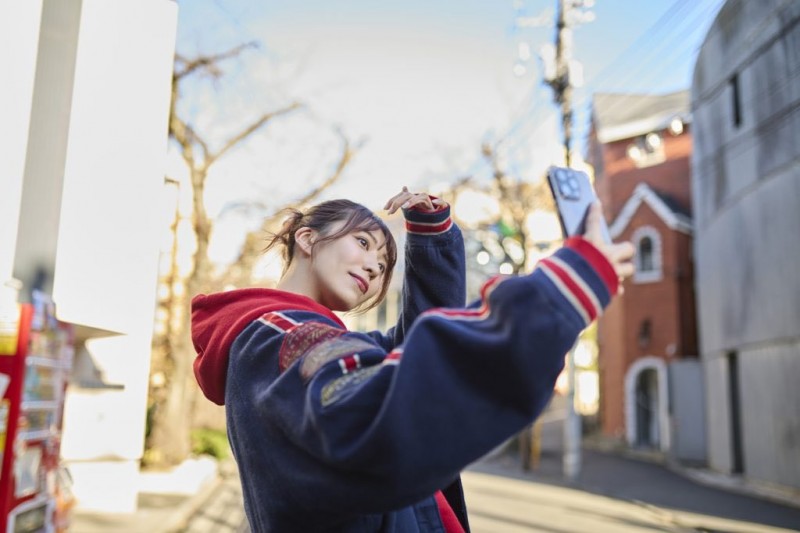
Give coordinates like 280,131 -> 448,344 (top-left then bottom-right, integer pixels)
357,237 -> 368,248
379,264 -> 386,273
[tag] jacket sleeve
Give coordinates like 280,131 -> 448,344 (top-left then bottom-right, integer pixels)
365,200 -> 466,351
233,236 -> 617,514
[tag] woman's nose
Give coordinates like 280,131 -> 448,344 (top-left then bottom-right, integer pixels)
363,259 -> 378,279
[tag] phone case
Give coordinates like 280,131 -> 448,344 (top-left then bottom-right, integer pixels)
546,166 -> 611,243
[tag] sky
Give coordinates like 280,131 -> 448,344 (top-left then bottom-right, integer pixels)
171,0 -> 725,264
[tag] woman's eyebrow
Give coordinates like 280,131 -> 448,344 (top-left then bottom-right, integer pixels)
365,231 -> 379,246
358,229 -> 389,261
363,230 -> 386,250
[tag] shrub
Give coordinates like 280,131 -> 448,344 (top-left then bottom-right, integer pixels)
191,428 -> 230,459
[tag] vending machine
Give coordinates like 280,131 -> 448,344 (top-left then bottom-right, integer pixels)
0,290 -> 75,533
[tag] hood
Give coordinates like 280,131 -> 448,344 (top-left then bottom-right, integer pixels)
191,288 -> 346,405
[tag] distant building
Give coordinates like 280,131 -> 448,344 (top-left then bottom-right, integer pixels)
692,0 -> 800,491
588,90 -> 705,462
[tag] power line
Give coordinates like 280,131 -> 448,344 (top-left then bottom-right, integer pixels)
496,0 -> 725,172
579,1 -> 722,109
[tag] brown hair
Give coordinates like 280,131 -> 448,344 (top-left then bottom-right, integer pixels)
265,199 -> 398,311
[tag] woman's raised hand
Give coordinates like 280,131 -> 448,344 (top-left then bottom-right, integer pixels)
384,186 -> 445,215
584,202 -> 636,286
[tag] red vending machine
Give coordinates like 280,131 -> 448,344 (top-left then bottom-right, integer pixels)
0,291 -> 74,533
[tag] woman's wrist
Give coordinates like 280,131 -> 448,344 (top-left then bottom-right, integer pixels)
403,197 -> 452,235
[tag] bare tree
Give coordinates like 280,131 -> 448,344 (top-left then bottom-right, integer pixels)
450,142 -> 551,276
147,44 -> 359,466
447,142 -> 554,470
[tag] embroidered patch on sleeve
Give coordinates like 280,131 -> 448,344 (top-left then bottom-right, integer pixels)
320,365 -> 382,407
299,336 -> 377,381
279,321 -> 343,373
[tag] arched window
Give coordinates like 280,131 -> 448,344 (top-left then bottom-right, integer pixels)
631,226 -> 662,283
639,237 -> 654,272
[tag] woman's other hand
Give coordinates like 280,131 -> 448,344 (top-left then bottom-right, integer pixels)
384,186 -> 445,214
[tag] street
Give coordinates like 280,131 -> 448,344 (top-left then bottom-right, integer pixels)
464,452 -> 800,532
463,470 -> 695,533
175,447 -> 800,533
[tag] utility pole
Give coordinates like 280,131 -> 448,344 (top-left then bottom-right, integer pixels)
553,0 -> 574,166
542,0 -> 594,482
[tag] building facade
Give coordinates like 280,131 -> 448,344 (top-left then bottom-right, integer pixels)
588,91 -> 704,461
692,0 -> 800,490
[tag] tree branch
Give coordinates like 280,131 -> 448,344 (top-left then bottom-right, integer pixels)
207,102 -> 302,165
288,127 -> 363,207
174,42 -> 259,81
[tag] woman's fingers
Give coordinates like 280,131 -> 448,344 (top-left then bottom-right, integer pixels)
583,203 -> 605,245
582,201 -> 636,290
606,241 -> 635,284
383,186 -> 410,212
384,186 -> 441,214
404,193 -> 435,211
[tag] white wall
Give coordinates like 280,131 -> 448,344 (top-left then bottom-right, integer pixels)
4,0 -> 178,512
0,0 -> 44,284
12,0 -> 82,297
52,0 -> 178,336
60,0 -> 177,512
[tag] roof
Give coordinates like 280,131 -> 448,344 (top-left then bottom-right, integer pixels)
592,90 -> 691,143
609,182 -> 693,238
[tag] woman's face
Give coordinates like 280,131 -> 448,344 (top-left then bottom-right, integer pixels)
309,223 -> 389,312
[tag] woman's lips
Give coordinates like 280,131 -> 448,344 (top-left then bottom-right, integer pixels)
350,273 -> 368,294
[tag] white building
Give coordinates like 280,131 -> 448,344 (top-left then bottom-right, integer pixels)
1,0 -> 177,512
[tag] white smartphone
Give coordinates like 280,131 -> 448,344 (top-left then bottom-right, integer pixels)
546,166 -> 611,244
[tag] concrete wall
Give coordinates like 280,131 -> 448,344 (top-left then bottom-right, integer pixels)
669,359 -> 707,463
691,0 -> 800,489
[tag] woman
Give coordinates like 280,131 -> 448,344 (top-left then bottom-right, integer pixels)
191,187 -> 634,532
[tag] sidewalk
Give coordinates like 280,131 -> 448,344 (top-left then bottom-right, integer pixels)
583,433 -> 800,512
69,457 -> 239,533
70,442 -> 800,532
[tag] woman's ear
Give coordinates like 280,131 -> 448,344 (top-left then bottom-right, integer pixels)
294,227 -> 316,257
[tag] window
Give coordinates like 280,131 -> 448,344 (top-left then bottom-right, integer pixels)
639,236 -> 654,272
626,132 -> 666,168
730,74 -> 742,128
638,319 -> 652,348
631,226 -> 662,283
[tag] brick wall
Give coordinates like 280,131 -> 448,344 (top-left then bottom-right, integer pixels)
592,137 -> 698,438
594,127 -> 692,221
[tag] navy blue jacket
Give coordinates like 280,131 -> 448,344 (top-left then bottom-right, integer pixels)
191,204 -> 618,532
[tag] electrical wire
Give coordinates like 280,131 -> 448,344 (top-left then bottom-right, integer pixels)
497,0 -> 726,172
497,0 -> 699,153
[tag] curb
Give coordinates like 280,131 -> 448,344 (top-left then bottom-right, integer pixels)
675,465 -> 800,511
582,436 -> 800,511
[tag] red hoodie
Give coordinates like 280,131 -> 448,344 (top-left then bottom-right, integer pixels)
191,287 -> 346,406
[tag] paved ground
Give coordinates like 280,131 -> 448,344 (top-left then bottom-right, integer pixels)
180,459 -> 249,533
71,445 -> 800,533
468,448 -> 800,532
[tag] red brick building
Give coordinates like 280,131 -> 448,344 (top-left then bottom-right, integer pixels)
588,91 -> 699,454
